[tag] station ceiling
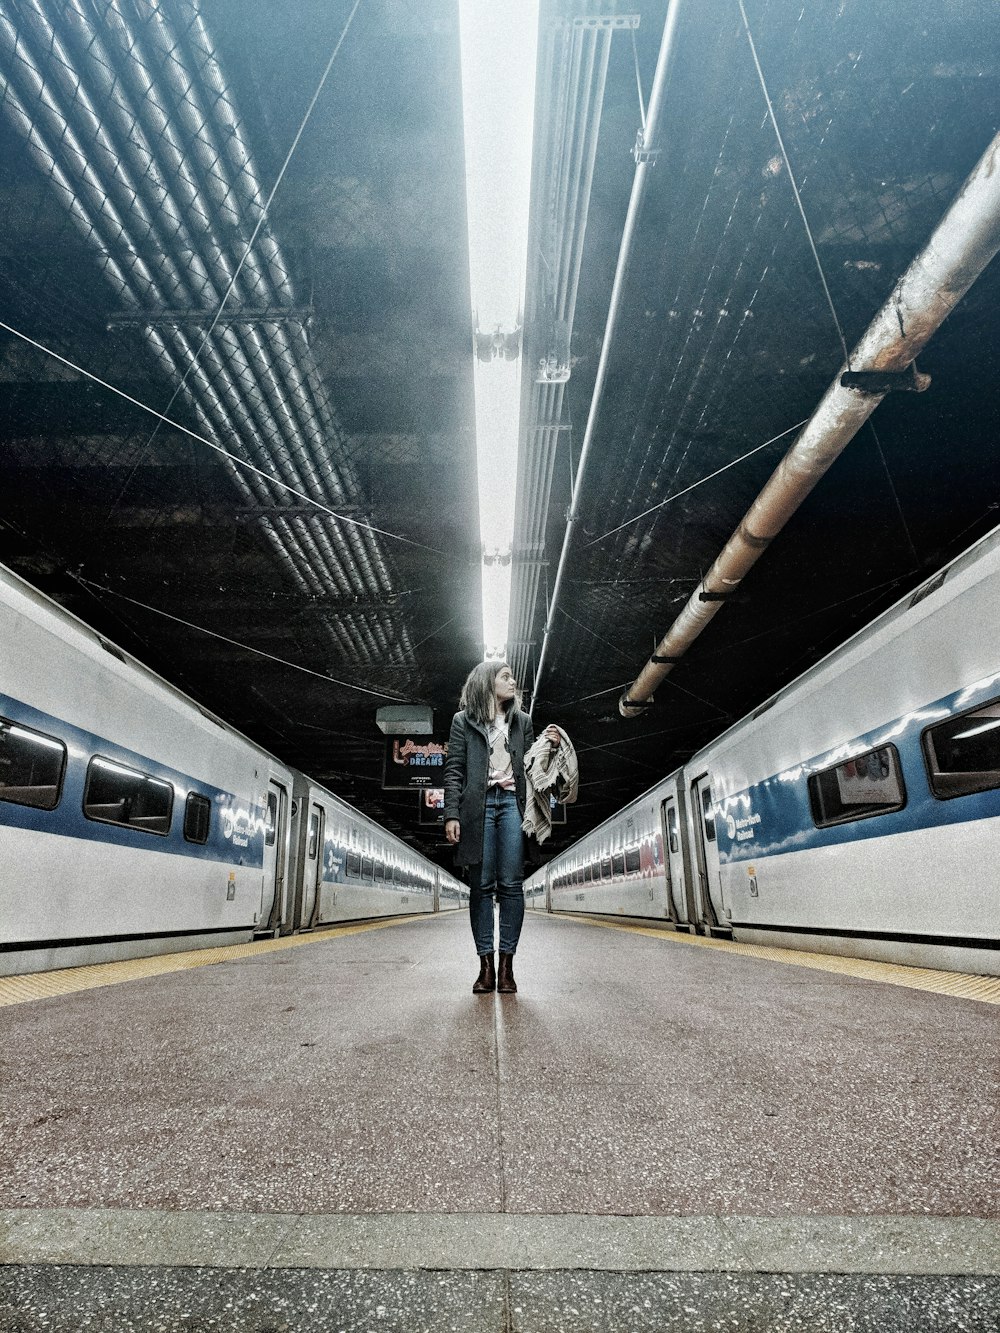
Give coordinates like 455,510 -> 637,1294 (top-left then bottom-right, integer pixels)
1,0 -> 998,861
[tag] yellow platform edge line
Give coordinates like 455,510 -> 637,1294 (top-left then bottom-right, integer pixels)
0,911 -> 445,1009
566,913 -> 1000,1006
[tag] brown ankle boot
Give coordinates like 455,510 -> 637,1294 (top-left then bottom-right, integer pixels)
497,951 -> 517,993
472,953 -> 496,993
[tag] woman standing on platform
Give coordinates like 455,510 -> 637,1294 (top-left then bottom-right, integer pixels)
443,662 -> 559,995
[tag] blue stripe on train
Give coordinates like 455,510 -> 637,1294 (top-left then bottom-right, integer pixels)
0,693 -> 266,867
716,674 -> 1000,863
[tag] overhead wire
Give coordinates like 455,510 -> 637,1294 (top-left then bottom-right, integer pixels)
737,0 -> 851,367
75,576 -> 413,702
0,317 -> 444,556
583,417 -> 808,548
115,0 -> 365,510
738,0 -> 920,647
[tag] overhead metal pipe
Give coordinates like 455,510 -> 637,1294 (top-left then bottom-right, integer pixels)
0,36 -> 356,668
71,0 -> 396,626
133,1 -> 399,614
0,0 -> 409,662
510,18 -> 614,685
530,0 -> 686,713
620,127 -> 1000,717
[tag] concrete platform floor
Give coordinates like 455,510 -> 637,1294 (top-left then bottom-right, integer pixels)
1,909 -> 998,1331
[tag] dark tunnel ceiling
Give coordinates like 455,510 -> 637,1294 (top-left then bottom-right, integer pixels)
0,0 -> 998,860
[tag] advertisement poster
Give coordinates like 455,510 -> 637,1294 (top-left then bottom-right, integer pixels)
418,787 -> 445,825
382,734 -> 449,790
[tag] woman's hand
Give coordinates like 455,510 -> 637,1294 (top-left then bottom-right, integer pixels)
444,819 -> 461,845
543,725 -> 561,749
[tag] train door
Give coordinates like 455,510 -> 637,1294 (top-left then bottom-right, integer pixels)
660,795 -> 688,923
300,800 -> 324,928
259,778 -> 289,932
690,773 -> 727,933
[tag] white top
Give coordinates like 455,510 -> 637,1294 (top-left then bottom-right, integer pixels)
487,715 -> 515,791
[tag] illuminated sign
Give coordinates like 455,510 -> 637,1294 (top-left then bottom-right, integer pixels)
418,787 -> 445,825
382,734 -> 449,790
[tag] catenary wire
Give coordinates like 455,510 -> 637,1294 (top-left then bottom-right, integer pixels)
120,0 -> 365,496
737,0 -> 851,367
75,576 -> 414,702
0,317 -> 444,556
583,417 -> 808,548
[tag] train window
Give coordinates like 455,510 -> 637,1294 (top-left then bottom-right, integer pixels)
601,856 -> 612,880
374,858 -> 385,882
667,805 -> 680,853
909,568 -> 947,609
307,811 -> 320,858
347,849 -> 361,877
808,744 -> 905,827
264,792 -> 277,846
393,864 -> 403,884
625,847 -> 641,874
361,855 -> 374,881
584,863 -> 593,883
0,717 -> 66,810
84,757 -> 173,835
183,793 -> 211,844
700,786 -> 716,842
923,700 -> 1000,799
612,852 -> 625,877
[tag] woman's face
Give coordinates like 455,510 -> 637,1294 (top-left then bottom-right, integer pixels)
494,665 -> 517,705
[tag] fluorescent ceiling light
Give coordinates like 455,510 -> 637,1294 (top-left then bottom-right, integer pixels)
459,0 -> 539,662
481,554 -> 513,660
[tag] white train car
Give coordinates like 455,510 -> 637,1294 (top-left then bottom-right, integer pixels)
544,784 -> 678,921
291,776 -> 456,927
0,563 -> 450,975
536,525 -> 1000,977
438,869 -> 468,912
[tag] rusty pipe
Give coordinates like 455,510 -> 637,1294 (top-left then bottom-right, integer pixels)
621,127 -> 1000,716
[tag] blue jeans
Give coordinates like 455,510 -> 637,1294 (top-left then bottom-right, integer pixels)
469,787 -> 525,955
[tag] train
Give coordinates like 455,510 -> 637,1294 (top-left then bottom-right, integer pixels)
526,524 -> 1000,978
0,561 -> 465,977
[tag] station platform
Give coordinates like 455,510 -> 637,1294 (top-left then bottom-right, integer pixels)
1,910 -> 998,1331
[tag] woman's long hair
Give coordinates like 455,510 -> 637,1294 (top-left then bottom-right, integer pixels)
459,661 -> 522,725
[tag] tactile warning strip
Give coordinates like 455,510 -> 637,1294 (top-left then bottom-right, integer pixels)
2,1207 -> 999,1274
570,913 -> 1000,1005
0,913 -> 444,1009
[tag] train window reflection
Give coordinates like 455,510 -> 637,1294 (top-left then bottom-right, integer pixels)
612,852 -> 625,876
923,699 -> 1000,799
700,786 -> 716,842
625,847 -> 641,874
347,849 -> 361,877
264,792 -> 277,846
84,757 -> 173,835
808,744 -> 905,827
361,855 -> 374,881
667,805 -> 680,853
0,716 -> 66,810
184,792 -> 211,844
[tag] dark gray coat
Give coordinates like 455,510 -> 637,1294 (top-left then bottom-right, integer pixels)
443,708 -> 535,867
